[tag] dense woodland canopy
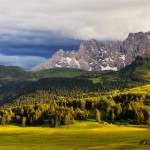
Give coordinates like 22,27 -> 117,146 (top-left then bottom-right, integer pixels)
0,54 -> 150,126
0,85 -> 150,126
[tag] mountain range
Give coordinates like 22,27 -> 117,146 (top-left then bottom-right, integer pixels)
32,31 -> 150,72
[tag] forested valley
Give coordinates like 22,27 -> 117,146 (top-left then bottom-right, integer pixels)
0,54 -> 150,127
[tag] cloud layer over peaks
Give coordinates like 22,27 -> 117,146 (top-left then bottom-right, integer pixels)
0,0 -> 150,69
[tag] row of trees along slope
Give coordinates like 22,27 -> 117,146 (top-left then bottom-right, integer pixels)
0,86 -> 150,126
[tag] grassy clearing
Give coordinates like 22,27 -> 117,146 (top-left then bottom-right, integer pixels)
0,121 -> 150,150
127,84 -> 150,93
118,84 -> 150,95
88,78 -> 102,84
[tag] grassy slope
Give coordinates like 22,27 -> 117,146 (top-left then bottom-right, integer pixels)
121,84 -> 150,94
0,65 -> 37,87
0,121 -> 150,150
113,84 -> 150,97
35,68 -> 87,78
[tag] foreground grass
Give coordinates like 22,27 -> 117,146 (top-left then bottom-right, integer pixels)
0,121 -> 150,150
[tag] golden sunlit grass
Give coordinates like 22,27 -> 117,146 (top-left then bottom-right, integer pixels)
0,121 -> 150,150
122,84 -> 150,94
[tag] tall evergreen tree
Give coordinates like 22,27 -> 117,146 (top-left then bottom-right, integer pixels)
22,116 -> 27,126
95,109 -> 101,122
1,116 -> 6,125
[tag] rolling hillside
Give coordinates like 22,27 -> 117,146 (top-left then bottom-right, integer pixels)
0,65 -> 36,87
120,54 -> 150,82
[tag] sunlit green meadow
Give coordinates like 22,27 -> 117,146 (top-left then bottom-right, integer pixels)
0,121 -> 150,150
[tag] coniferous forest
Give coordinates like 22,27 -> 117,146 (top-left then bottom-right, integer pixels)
0,85 -> 150,126
0,54 -> 150,127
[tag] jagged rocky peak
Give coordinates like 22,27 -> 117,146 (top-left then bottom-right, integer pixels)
79,39 -> 99,54
52,49 -> 66,57
126,31 -> 150,43
31,31 -> 150,72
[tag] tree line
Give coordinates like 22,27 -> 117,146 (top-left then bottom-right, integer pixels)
0,91 -> 150,126
0,77 -> 136,107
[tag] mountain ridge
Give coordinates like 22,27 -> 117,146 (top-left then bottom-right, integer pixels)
31,31 -> 150,72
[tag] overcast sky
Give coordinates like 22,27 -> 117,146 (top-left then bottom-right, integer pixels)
0,0 -> 150,70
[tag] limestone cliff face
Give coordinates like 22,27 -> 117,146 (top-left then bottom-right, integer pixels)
32,31 -> 150,72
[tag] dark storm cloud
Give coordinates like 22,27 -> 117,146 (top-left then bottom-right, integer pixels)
0,30 -> 81,70
0,30 -> 81,58
0,0 -> 150,70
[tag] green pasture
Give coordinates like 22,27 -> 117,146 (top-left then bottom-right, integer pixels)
121,84 -> 150,94
88,78 -> 102,84
0,121 -> 150,150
